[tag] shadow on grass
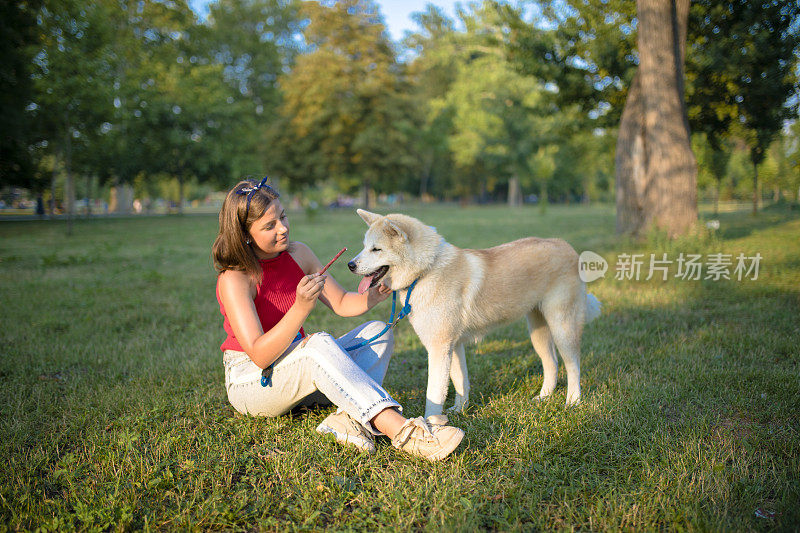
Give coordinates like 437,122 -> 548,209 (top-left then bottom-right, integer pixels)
712,204 -> 800,241
413,272 -> 800,528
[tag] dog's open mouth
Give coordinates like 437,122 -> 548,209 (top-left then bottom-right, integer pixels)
357,266 -> 389,294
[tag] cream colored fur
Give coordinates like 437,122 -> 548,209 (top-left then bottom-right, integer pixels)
351,209 -> 601,417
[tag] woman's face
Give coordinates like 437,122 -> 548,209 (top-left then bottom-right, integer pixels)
248,200 -> 289,259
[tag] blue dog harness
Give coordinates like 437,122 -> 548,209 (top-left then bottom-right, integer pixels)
260,280 -> 419,387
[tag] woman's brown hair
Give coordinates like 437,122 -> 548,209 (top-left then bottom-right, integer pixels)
212,179 -> 281,286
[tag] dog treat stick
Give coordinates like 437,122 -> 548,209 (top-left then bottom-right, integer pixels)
319,247 -> 347,275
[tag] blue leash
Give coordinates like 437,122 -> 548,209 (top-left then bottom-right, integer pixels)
344,279 -> 417,352
261,280 -> 418,387
261,331 -> 303,387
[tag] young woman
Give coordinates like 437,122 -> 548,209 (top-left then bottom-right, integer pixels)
211,178 -> 464,461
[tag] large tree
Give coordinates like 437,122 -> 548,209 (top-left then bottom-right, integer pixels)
271,0 -> 416,206
512,0 -> 798,228
686,0 -> 800,215
201,0 -> 302,180
0,0 -> 42,188
509,0 -> 637,130
402,5 -> 459,199
615,0 -> 697,237
97,0 -> 238,211
31,0 -> 118,228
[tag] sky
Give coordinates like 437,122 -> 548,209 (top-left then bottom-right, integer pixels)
189,0 -> 463,42
375,0 -> 461,41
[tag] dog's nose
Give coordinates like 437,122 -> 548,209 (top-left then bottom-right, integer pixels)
347,260 -> 357,272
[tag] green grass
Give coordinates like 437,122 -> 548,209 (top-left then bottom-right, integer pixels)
1,203 -> 798,531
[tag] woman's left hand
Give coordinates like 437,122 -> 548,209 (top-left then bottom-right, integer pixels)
367,283 -> 392,307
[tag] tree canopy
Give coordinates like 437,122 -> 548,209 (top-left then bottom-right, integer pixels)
2,0 -> 798,215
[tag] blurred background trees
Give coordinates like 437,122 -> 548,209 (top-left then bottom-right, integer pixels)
270,0 -> 416,208
2,0 -> 799,236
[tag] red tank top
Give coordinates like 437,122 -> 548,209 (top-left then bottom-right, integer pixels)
217,251 -> 306,352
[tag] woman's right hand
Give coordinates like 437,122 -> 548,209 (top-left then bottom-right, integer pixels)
295,273 -> 326,311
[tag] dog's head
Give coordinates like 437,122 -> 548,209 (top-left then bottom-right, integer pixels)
348,209 -> 441,293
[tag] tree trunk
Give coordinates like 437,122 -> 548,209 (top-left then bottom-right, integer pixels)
64,126 -> 75,236
709,146 -> 728,217
419,151 -> 432,198
615,0 -> 697,237
50,164 -> 58,216
85,174 -> 92,216
65,166 -> 74,234
361,179 -> 371,210
178,175 -> 185,215
616,72 -> 647,233
508,176 -> 522,207
539,180 -> 548,215
752,163 -> 759,215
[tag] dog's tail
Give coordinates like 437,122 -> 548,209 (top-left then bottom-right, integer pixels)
585,294 -> 602,323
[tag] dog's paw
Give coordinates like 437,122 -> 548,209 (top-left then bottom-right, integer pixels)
564,396 -> 581,408
447,402 -> 468,415
426,414 -> 449,426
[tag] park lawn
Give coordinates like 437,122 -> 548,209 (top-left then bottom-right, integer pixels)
0,203 -> 798,531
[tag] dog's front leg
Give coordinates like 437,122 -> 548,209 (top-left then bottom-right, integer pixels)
424,342 -> 454,418
448,343 -> 469,413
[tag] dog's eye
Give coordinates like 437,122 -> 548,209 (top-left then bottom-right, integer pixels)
371,247 -> 381,252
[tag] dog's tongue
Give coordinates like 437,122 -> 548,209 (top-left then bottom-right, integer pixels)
357,275 -> 374,294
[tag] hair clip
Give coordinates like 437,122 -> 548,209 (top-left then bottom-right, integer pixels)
236,176 -> 274,226
236,176 -> 271,196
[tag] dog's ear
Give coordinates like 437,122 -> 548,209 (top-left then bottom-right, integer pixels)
357,209 -> 381,226
385,220 -> 408,242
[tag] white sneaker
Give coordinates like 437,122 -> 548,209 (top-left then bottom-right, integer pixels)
316,411 -> 376,453
391,416 -> 464,461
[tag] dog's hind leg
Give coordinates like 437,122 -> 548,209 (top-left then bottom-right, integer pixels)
448,343 -> 469,413
526,308 -> 559,399
424,342 -> 454,418
542,302 -> 583,406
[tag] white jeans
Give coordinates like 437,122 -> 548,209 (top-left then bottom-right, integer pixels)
223,321 -> 399,434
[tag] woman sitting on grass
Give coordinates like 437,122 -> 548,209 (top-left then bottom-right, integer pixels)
211,178 -> 464,461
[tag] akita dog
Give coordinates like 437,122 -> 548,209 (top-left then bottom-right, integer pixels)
348,209 -> 601,418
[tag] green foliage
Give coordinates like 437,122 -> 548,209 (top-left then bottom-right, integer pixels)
201,0 -> 303,181
270,0 -> 417,195
509,0 -> 637,128
3,0 -> 799,206
98,0 -> 240,190
692,124 -> 800,205
402,5 -> 460,198
513,0 -> 799,205
0,0 -> 42,186
687,0 -> 800,166
30,0 -> 118,183
403,2 -> 615,204
205,0 -> 301,112
16,0 -> 306,202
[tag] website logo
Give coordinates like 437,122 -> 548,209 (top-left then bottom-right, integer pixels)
579,251 -> 608,283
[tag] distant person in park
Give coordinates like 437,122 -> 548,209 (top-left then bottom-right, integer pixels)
211,178 -> 464,461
